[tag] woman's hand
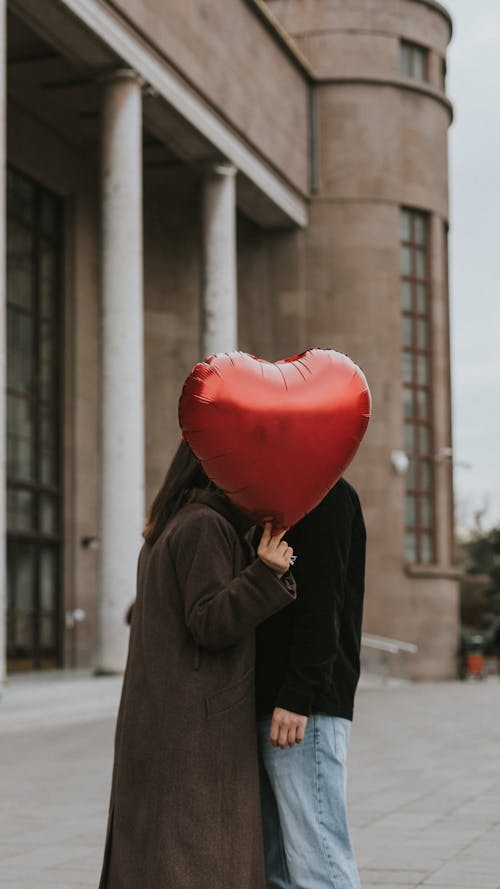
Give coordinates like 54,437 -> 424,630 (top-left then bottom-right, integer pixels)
257,522 -> 294,578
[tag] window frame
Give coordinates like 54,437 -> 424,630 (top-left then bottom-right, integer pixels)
6,165 -> 64,671
400,207 -> 436,565
400,39 -> 430,83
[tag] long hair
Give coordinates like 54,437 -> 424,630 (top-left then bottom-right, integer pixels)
142,439 -> 210,545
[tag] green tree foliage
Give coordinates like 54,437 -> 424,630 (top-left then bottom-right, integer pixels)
459,528 -> 500,651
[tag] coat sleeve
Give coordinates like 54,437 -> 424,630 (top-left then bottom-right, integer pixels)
274,489 -> 364,716
169,510 -> 296,650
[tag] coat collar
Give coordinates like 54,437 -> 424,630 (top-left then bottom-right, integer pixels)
190,486 -> 255,538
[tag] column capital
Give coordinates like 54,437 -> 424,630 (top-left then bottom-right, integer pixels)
201,160 -> 238,179
99,67 -> 146,89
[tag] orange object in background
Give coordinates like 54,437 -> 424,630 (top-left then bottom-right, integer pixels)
466,653 -> 485,676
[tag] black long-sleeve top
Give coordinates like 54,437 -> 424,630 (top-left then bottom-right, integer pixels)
255,477 -> 366,720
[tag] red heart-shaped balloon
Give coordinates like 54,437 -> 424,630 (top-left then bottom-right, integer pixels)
179,349 -> 371,529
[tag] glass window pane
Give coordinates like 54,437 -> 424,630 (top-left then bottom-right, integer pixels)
419,425 -> 431,456
406,457 -> 417,488
417,353 -> 428,384
416,284 -> 427,313
401,43 -> 411,76
40,494 -> 58,534
401,280 -> 412,311
405,532 -> 417,563
420,460 -> 431,491
416,388 -> 430,420
400,209 -> 411,240
7,487 -> 34,532
402,315 -> 413,347
414,215 -> 427,245
7,307 -> 35,395
7,220 -> 33,310
40,243 -> 57,319
7,394 -> 35,481
6,170 -> 62,669
403,386 -> 413,419
400,245 -> 412,276
40,193 -> 58,238
421,532 -> 433,564
39,403 -> 58,485
402,351 -> 413,383
415,248 -> 427,278
413,47 -> 428,82
7,541 -> 35,653
405,422 -> 416,454
421,496 -> 432,527
40,321 -> 56,402
40,548 -> 58,649
405,495 -> 417,525
417,317 -> 428,348
7,169 -> 34,224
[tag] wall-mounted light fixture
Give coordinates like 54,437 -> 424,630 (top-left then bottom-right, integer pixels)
80,535 -> 100,550
65,608 -> 87,630
390,449 -> 410,476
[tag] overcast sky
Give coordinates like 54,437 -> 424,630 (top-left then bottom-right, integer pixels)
445,0 -> 500,532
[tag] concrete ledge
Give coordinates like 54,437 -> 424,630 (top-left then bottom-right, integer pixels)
316,74 -> 453,123
405,563 -> 463,580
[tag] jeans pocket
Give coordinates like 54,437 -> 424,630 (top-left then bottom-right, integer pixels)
333,716 -> 351,764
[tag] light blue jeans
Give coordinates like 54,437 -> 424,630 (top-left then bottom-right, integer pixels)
257,713 -> 361,889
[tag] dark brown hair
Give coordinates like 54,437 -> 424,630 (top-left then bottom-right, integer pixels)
142,439 -> 210,545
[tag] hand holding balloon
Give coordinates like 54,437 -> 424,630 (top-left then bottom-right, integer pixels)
257,523 -> 294,578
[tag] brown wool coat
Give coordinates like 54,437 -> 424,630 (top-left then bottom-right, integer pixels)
97,489 -> 296,889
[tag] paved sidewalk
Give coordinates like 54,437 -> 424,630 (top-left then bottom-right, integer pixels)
1,671 -> 499,889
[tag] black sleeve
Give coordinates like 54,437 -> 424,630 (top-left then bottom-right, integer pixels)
274,486 -> 359,716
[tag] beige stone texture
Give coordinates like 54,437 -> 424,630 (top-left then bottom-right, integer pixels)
275,0 -> 458,679
317,84 -> 450,216
267,0 -> 452,58
5,0 -> 458,679
142,167 -> 201,506
112,0 -> 311,194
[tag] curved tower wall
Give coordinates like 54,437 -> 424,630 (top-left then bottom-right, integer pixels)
267,0 -> 457,678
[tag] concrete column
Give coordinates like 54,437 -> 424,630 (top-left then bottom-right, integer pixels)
0,0 -> 6,690
201,163 -> 237,357
95,70 -> 145,674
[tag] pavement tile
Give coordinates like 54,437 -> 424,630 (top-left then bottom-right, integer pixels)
1,672 -> 500,886
359,868 -> 428,884
421,877 -> 500,889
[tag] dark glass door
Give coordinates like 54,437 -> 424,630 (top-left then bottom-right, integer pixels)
6,167 -> 63,671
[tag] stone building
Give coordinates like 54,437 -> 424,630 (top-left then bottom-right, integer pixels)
1,0 -> 459,683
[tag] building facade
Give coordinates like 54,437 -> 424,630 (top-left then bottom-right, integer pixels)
1,0 -> 459,683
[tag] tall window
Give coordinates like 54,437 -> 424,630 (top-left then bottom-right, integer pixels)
6,167 -> 63,670
400,40 -> 429,82
400,208 -> 435,564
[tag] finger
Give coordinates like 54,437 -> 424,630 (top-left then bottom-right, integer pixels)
269,527 -> 288,547
276,540 -> 287,555
287,724 -> 297,747
270,715 -> 280,747
296,718 -> 307,744
260,522 -> 272,548
277,721 -> 289,750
